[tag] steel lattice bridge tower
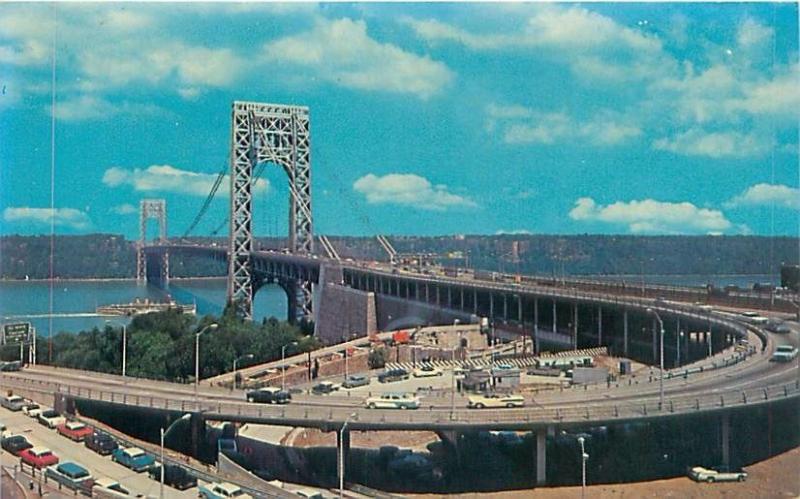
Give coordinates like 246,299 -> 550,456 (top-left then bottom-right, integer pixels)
229,101 -> 313,320
136,199 -> 168,284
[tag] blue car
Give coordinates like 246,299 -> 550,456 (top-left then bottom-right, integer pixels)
45,462 -> 92,493
111,446 -> 155,472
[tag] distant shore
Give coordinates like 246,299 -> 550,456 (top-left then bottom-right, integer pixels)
0,276 -> 226,283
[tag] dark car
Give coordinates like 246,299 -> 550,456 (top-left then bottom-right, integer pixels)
311,381 -> 338,395
342,375 -> 370,389
1,434 -> 33,455
84,431 -> 118,456
378,368 -> 410,383
148,463 -> 197,490
246,387 -> 292,404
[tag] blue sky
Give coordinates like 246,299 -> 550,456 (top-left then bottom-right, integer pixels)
0,2 -> 798,239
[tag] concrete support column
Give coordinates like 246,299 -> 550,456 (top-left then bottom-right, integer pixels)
425,283 -> 429,303
415,282 -> 419,301
490,293 -> 495,318
518,296 -> 523,324
503,294 -> 508,320
552,300 -> 557,334
597,306 -> 603,346
623,310 -> 629,356
447,286 -> 452,308
436,286 -> 440,307
473,290 -> 478,314
460,288 -> 465,310
536,428 -> 547,485
721,413 -> 730,469
190,413 -> 205,460
572,302 -> 578,349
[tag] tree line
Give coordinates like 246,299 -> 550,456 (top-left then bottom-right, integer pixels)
1,309 -> 318,383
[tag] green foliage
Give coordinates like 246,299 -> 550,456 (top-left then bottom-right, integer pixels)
36,310 -> 318,382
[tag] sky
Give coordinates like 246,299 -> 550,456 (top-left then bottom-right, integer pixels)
0,2 -> 798,239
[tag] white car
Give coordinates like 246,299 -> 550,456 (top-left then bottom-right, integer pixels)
23,403 -> 45,418
413,365 -> 443,378
38,410 -> 67,429
771,345 -> 799,362
688,466 -> 747,483
92,478 -> 131,498
468,393 -> 526,409
199,481 -> 253,499
364,393 -> 421,410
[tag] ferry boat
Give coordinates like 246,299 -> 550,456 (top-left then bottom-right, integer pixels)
96,298 -> 196,317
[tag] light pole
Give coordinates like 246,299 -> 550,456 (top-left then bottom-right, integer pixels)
281,341 -> 298,391
578,436 -> 588,499
706,311 -> 713,358
195,323 -> 219,396
233,353 -> 254,390
105,320 -> 128,378
339,412 -> 357,498
160,413 -> 191,499
677,330 -> 684,367
647,308 -> 665,410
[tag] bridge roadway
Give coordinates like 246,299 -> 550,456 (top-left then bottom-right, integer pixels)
2,322 -> 798,432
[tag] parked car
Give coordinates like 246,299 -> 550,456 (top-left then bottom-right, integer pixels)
0,361 -> 22,372
45,462 -> 93,493
311,381 -> 339,395
342,375 -> 370,389
688,466 -> 747,482
467,393 -> 526,409
85,431 -> 118,456
19,446 -> 59,469
413,365 -> 443,378
22,402 -> 44,418
92,478 -> 131,498
378,368 -> 410,383
1,434 -> 33,455
38,409 -> 66,429
147,463 -> 197,490
771,345 -> 799,362
111,447 -> 155,472
0,420 -> 5,437
198,481 -> 253,498
365,393 -> 420,410
246,387 -> 291,404
1,394 -> 26,411
57,421 -> 94,442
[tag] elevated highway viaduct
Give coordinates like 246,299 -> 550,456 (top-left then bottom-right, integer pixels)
3,298 -> 798,487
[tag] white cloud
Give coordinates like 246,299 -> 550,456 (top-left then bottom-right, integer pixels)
495,229 -> 533,235
728,183 -> 800,210
109,203 -> 137,215
569,197 -> 733,234
652,129 -> 770,158
102,165 -> 268,197
3,207 -> 92,230
353,173 -> 476,211
491,105 -> 641,147
50,95 -> 163,122
263,18 -> 453,99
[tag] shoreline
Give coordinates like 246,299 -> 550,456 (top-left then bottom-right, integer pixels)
0,276 -> 226,283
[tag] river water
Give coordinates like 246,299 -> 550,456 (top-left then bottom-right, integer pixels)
0,274 -> 777,336
0,279 -> 286,336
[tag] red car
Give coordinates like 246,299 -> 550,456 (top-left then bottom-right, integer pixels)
19,447 -> 59,469
57,421 -> 93,442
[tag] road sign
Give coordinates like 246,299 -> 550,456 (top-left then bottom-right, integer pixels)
2,322 -> 31,345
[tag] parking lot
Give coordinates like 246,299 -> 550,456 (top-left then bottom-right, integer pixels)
1,404 -> 199,497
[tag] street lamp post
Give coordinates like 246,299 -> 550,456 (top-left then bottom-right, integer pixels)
282,341 -> 298,392
339,413 -> 357,498
578,436 -> 588,499
233,353 -> 255,390
105,320 -> 128,378
160,413 -> 191,499
647,308 -> 665,410
195,323 -> 219,396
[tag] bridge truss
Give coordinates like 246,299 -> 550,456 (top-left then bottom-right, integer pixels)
229,101 -> 314,320
136,199 -> 168,284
